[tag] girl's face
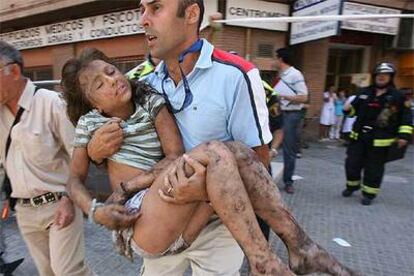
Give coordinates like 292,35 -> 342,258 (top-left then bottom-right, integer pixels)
79,60 -> 132,115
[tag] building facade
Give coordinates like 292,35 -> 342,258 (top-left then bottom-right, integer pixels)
1,0 -> 413,131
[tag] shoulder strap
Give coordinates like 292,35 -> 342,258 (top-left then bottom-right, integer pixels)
5,86 -> 40,159
279,77 -> 298,95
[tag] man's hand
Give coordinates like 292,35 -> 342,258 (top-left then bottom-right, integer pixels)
159,154 -> 208,204
94,204 -> 141,230
398,139 -> 408,148
88,119 -> 123,163
209,12 -> 223,30
53,196 -> 75,230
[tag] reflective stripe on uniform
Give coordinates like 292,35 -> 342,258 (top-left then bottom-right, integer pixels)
346,180 -> 361,187
373,138 -> 396,147
348,106 -> 356,117
361,184 -> 380,195
262,80 -> 274,94
349,131 -> 359,140
398,125 -> 413,135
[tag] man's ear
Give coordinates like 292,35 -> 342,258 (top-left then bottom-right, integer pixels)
9,64 -> 22,80
185,3 -> 200,27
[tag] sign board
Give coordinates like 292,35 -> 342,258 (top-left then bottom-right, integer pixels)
290,0 -> 342,45
0,1 -> 218,50
0,9 -> 143,50
342,2 -> 401,35
226,0 -> 289,31
351,73 -> 371,87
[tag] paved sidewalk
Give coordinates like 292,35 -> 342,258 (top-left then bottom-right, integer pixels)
2,142 -> 413,275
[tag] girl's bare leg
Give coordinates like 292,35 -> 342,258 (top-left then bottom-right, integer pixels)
132,160 -> 201,254
132,151 -> 292,275
225,141 -> 356,276
185,141 -> 293,276
181,203 -> 214,245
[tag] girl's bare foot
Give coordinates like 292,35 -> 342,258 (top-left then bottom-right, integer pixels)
289,243 -> 358,276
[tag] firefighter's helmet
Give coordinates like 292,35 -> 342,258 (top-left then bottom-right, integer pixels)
374,62 -> 396,75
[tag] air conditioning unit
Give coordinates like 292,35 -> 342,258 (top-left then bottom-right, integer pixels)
393,16 -> 414,49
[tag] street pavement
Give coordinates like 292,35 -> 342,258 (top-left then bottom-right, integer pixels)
2,142 -> 413,276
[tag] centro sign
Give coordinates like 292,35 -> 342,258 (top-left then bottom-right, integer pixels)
226,0 -> 289,31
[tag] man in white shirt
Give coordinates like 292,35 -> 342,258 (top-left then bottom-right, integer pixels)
274,48 -> 309,194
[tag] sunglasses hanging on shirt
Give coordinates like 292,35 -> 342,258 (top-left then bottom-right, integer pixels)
161,39 -> 203,114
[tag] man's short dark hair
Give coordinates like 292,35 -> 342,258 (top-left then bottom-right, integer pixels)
275,48 -> 291,65
0,41 -> 24,72
177,0 -> 204,32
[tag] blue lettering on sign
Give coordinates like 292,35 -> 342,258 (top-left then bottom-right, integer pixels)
293,0 -> 327,12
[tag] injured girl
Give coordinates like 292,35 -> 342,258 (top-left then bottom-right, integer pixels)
62,48 -> 356,276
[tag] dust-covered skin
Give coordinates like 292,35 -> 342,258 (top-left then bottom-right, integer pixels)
225,141 -> 358,276
184,141 -> 293,275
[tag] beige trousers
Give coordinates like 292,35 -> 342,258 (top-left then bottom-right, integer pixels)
141,219 -> 244,276
15,201 -> 91,276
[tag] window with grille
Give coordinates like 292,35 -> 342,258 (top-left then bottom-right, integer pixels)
25,67 -> 55,90
113,57 -> 144,74
257,44 -> 274,58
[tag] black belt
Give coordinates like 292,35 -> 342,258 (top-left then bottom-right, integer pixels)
17,192 -> 67,207
282,110 -> 301,113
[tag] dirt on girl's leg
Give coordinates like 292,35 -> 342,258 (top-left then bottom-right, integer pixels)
225,141 -> 357,276
185,141 -> 294,275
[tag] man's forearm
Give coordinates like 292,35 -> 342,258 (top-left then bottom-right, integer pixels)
87,143 -> 105,164
288,94 -> 308,104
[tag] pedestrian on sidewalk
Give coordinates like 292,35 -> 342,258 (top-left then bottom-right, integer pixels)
331,89 -> 346,140
274,48 -> 309,194
320,86 -> 336,141
0,41 -> 91,276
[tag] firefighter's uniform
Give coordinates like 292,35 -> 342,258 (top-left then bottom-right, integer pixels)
126,60 -> 155,80
344,85 -> 413,202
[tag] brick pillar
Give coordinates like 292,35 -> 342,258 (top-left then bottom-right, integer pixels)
293,38 -> 330,140
299,38 -> 330,118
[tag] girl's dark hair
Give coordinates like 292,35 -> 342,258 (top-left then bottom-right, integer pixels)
61,48 -> 154,125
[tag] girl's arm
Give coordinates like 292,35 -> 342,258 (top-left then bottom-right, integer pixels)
66,147 -> 93,214
69,147 -> 140,229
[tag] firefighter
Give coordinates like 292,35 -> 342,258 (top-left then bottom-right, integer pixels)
342,62 -> 413,205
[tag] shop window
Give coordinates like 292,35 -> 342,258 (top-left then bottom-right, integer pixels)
326,48 -> 364,90
113,58 -> 143,74
26,67 -> 53,81
257,44 -> 274,58
25,67 -> 55,90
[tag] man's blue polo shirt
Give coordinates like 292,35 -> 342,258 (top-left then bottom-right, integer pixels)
144,39 -> 271,151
